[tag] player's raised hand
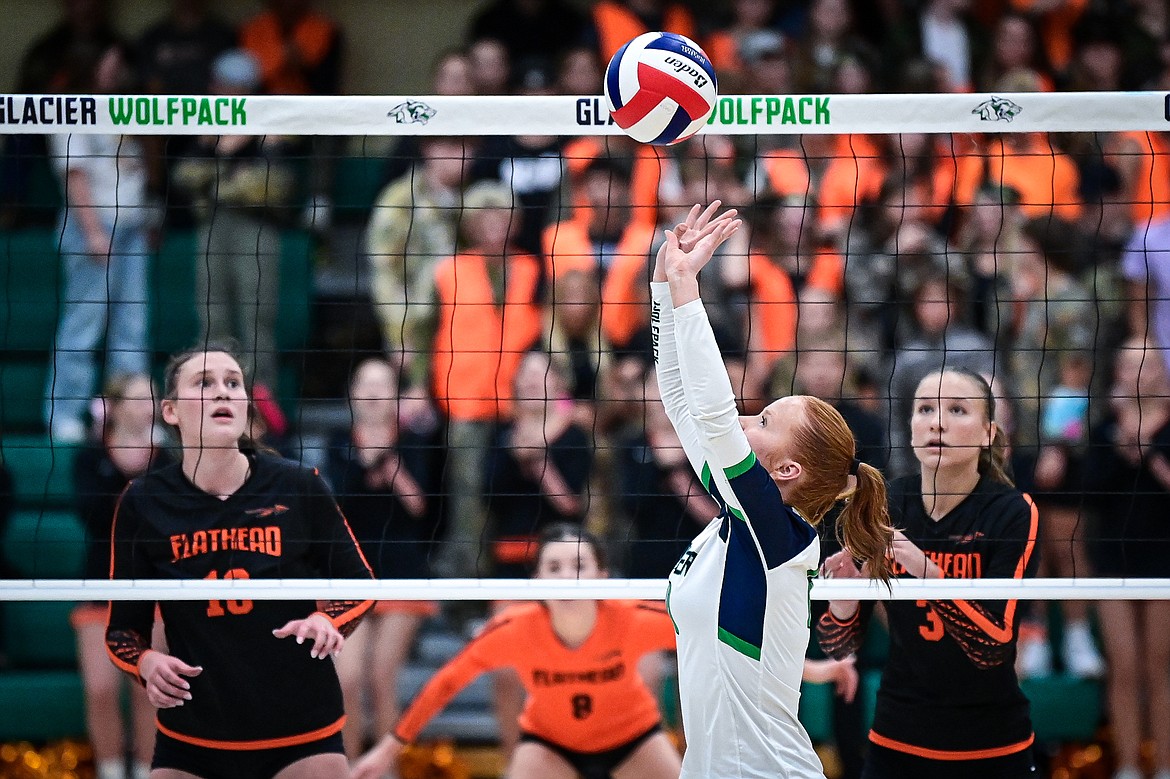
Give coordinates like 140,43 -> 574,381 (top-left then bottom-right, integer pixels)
663,200 -> 741,283
273,612 -> 344,659
138,650 -> 202,708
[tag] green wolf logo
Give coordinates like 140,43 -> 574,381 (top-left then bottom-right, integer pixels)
388,100 -> 437,125
972,96 -> 1023,122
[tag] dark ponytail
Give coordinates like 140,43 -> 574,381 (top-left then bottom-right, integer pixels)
980,424 -> 1014,487
948,368 -> 1014,487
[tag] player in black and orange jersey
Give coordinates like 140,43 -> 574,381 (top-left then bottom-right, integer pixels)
351,523 -> 683,779
818,368 -> 1041,779
105,344 -> 374,779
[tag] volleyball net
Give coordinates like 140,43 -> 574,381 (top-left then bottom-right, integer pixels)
1,90 -> 1169,603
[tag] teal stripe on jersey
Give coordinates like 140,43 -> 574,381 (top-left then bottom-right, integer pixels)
723,451 -> 757,480
666,581 -> 680,635
700,461 -> 712,491
718,627 -> 762,660
728,505 -> 747,523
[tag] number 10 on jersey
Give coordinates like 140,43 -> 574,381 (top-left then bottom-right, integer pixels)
204,569 -> 254,617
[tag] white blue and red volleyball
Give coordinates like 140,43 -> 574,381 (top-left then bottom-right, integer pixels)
604,32 -> 718,146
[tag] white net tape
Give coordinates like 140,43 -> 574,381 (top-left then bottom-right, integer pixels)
4,89 -> 1169,606
0,91 -> 1166,136
3,578 -> 1169,602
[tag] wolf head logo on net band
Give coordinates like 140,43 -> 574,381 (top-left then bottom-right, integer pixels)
972,96 -> 1023,122
388,100 -> 437,125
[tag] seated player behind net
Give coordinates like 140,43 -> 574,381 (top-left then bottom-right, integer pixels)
351,523 -> 683,779
819,367 -> 1041,778
652,202 -> 893,779
105,344 -> 374,779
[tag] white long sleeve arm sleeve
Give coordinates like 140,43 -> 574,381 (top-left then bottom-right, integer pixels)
673,299 -> 755,472
651,281 -> 711,483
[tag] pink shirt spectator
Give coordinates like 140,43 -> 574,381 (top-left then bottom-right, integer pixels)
1122,216 -> 1170,376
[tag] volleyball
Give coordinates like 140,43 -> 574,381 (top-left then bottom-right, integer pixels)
604,31 -> 718,146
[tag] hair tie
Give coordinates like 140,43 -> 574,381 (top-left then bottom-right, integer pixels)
848,458 -> 861,476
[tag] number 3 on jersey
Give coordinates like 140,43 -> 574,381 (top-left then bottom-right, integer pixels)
205,569 -> 253,617
916,600 -> 944,641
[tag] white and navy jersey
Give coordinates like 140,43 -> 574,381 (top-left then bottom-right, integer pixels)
652,283 -> 824,779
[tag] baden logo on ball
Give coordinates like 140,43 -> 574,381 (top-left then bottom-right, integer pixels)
604,32 -> 718,146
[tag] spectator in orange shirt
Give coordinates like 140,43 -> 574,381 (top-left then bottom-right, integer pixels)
240,0 -> 342,232
756,132 -> 885,243
239,0 -> 341,95
544,158 -> 657,351
589,0 -> 697,63
350,524 -> 685,779
969,132 -> 1082,222
1010,0 -> 1087,80
749,194 -> 844,301
661,138 -> 784,410
1103,128 -> 1170,228
406,180 -> 545,578
874,133 -> 957,226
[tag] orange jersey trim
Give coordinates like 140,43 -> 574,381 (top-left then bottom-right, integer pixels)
106,644 -> 149,683
870,730 -> 1034,761
156,715 -> 345,751
948,493 -> 1039,644
824,607 -> 860,628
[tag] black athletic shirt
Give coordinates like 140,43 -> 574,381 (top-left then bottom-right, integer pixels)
818,474 -> 1040,760
106,452 -> 374,749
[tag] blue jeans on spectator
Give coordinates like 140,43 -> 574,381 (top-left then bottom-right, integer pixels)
44,212 -> 149,440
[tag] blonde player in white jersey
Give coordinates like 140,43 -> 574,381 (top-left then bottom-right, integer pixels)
652,202 -> 894,779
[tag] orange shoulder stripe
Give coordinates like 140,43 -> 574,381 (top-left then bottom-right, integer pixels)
950,493 -> 1039,643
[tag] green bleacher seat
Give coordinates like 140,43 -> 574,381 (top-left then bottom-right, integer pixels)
278,230 -> 313,352
2,601 -> 79,668
150,230 -> 200,356
332,155 -> 388,221
1,435 -> 79,508
0,671 -> 85,741
2,509 -> 86,579
0,229 -> 60,353
1023,675 -> 1103,742
799,681 -> 835,743
150,228 -> 313,355
24,152 -> 64,215
0,361 -> 48,433
800,668 -> 1101,748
